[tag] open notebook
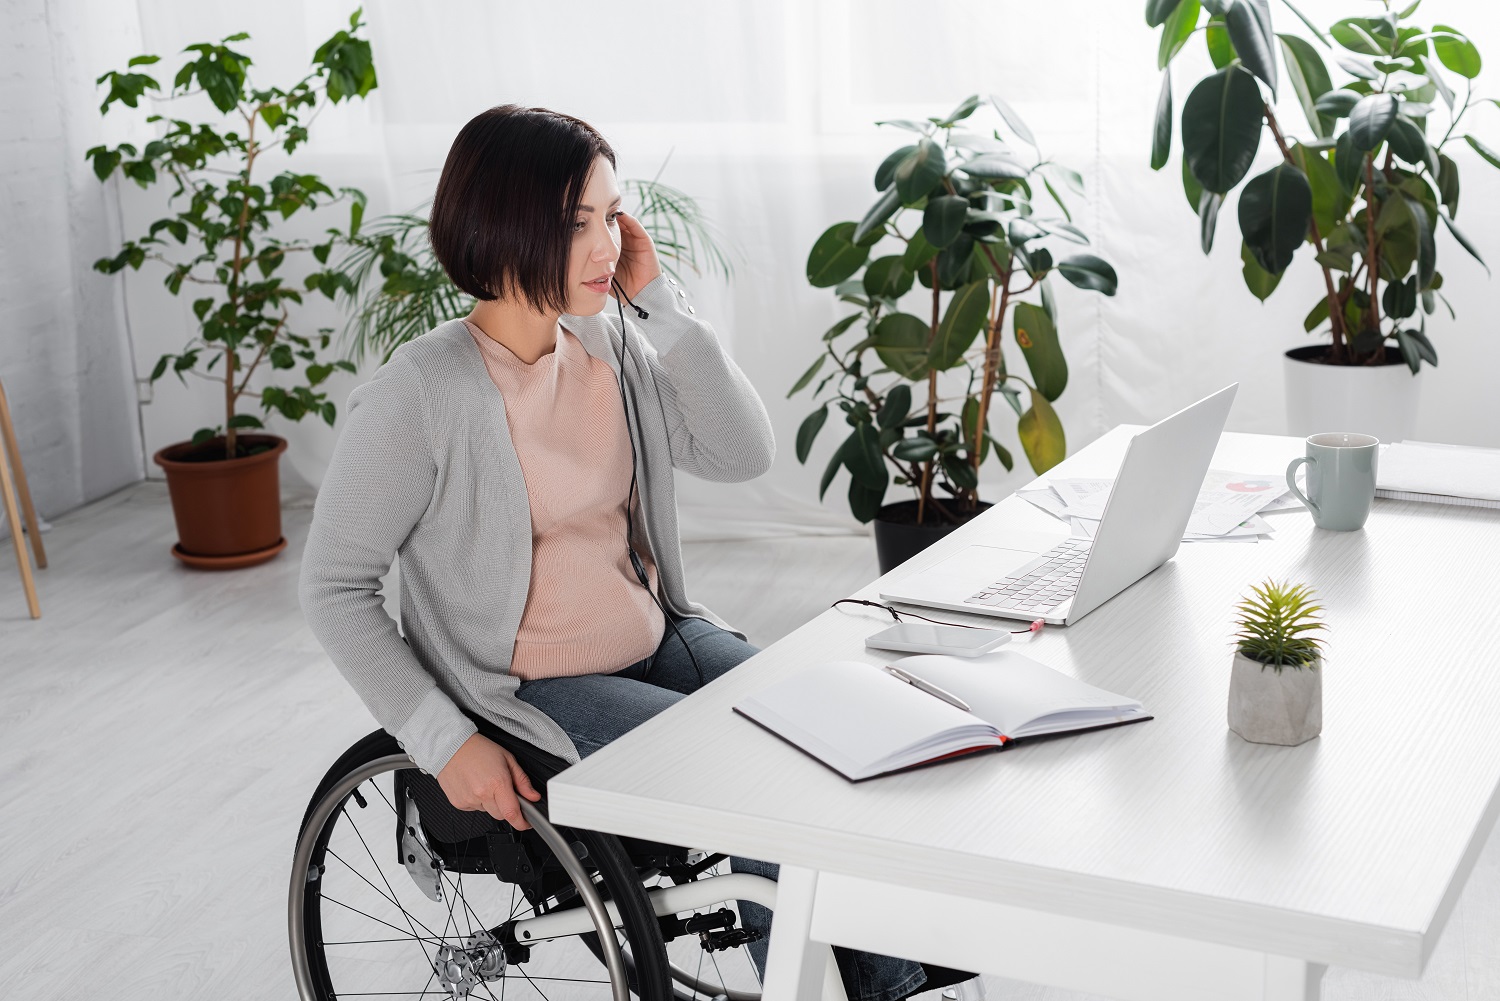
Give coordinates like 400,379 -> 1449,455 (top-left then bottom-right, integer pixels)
733,651 -> 1150,781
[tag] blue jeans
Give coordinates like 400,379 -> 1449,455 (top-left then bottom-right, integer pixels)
516,615 -> 928,1001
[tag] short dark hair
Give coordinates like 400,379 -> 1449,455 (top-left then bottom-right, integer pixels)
429,105 -> 616,312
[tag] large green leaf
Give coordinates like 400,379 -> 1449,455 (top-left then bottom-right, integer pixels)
788,354 -> 826,397
929,281 -> 990,370
1206,17 -> 1235,69
1437,153 -> 1460,216
1290,142 -> 1347,236
878,384 -> 913,430
1225,0 -> 1277,97
903,228 -> 940,272
795,405 -> 828,463
1279,34 -> 1333,138
818,435 -> 847,500
1240,241 -> 1283,300
1146,0 -> 1183,28
843,422 -> 889,489
1057,254 -> 1118,295
1314,90 -> 1361,118
895,139 -> 946,204
863,255 -> 914,299
1439,212 -> 1487,274
872,312 -> 931,379
1387,116 -> 1438,176
1199,190 -> 1224,253
1017,390 -> 1066,473
1464,134 -> 1500,170
806,222 -> 870,287
1182,65 -> 1264,193
848,477 -> 886,524
988,92 -> 1038,148
1152,69 -> 1173,170
1183,154 -> 1204,212
936,234 -> 976,289
1334,131 -> 1364,194
852,184 -> 902,244
1349,93 -> 1398,151
1159,0 -> 1202,68
1238,162 -> 1312,274
1331,17 -> 1387,56
1405,194 -> 1435,288
874,145 -> 917,192
1013,302 -> 1067,401
958,153 -> 1029,181
922,195 -> 969,248
1432,25 -> 1481,79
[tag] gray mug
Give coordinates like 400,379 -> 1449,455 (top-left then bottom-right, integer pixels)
1285,432 -> 1379,531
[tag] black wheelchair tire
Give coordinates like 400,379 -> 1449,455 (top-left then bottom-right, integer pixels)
289,729 -> 673,1001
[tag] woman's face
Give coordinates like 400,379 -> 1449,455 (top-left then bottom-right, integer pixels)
567,154 -> 622,316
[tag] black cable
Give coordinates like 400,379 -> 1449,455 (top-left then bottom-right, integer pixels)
612,276 -> 705,689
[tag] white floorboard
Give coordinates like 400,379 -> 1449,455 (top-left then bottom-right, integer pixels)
0,480 -> 1493,999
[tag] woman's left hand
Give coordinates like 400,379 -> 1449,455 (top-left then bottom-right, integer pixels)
613,210 -> 662,302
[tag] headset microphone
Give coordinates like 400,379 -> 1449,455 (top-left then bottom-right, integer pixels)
609,274 -> 702,686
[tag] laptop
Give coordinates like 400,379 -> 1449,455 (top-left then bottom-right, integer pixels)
879,384 -> 1238,626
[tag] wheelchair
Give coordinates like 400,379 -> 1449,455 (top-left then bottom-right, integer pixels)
289,725 -> 780,1001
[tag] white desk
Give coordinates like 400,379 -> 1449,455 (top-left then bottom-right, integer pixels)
549,429 -> 1500,1001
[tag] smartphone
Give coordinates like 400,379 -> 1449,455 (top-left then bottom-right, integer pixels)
864,622 -> 1011,657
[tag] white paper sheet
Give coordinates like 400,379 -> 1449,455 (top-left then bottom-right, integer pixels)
1023,470 -> 1286,542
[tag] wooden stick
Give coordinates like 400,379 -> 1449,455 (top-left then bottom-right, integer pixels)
0,377 -> 46,569
0,418 -> 40,618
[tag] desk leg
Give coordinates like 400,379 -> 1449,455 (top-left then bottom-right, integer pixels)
760,865 -> 847,1001
1263,956 -> 1326,1001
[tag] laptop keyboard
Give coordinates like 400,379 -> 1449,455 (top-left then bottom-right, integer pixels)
964,539 -> 1091,612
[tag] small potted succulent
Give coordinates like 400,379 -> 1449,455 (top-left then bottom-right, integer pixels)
1228,579 -> 1327,746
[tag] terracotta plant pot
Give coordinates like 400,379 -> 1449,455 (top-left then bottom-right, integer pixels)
1227,651 -> 1322,746
152,433 -> 288,569
872,499 -> 993,575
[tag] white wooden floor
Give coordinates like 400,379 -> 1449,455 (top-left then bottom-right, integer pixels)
2,480 -> 1499,999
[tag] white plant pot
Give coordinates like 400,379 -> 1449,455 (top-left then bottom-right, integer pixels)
1284,347 -> 1422,444
1227,652 -> 1322,746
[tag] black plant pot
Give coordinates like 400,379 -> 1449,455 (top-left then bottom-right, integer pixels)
872,499 -> 994,575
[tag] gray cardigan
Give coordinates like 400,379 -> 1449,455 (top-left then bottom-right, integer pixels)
298,273 -> 775,775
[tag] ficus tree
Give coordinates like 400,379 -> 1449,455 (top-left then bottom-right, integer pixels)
1148,0 -> 1495,372
88,10 -> 377,459
792,94 -> 1117,526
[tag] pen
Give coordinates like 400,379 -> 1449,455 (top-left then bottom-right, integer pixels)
883,665 -> 971,712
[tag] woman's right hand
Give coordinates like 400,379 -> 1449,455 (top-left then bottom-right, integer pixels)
436,732 -> 542,830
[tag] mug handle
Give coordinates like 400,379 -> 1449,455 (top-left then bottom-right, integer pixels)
1286,456 -> 1319,516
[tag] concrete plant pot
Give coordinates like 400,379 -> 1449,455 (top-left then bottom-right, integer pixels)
1227,652 -> 1322,746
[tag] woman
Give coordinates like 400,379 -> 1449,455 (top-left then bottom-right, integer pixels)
299,104 -> 964,1001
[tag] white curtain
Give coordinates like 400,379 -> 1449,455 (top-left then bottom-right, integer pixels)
24,0 -> 1500,539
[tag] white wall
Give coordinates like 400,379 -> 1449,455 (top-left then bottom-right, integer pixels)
12,0 -> 1500,538
0,0 -> 144,533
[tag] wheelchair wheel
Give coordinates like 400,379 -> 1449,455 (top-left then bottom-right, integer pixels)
289,730 -> 671,1001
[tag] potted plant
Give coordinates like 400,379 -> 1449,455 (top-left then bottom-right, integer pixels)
330,167 -> 736,364
791,94 -> 1118,573
1146,0 -> 1496,444
88,11 -> 376,568
1228,579 -> 1327,745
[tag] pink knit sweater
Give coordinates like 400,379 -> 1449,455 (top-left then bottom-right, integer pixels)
464,319 -> 664,679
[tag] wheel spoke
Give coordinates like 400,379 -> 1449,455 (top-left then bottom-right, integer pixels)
320,894 -> 450,944
343,800 -> 443,954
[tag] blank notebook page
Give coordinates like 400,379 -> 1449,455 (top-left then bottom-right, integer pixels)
737,660 -> 990,777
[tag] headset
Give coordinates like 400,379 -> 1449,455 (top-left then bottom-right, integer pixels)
609,275 -> 705,688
